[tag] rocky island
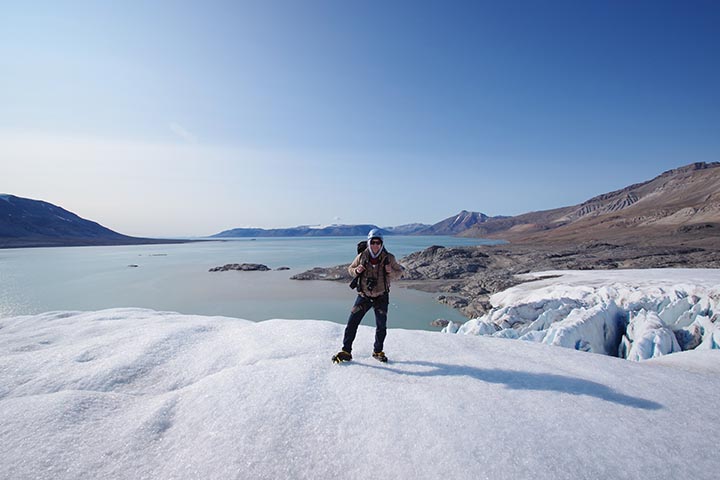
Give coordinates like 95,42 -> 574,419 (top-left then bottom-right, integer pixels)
209,263 -> 271,272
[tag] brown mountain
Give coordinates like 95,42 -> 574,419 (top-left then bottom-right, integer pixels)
460,162 -> 720,247
418,210 -> 496,235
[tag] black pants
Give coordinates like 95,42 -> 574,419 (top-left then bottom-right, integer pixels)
342,293 -> 389,354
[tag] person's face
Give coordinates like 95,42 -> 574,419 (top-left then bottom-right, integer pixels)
370,238 -> 383,254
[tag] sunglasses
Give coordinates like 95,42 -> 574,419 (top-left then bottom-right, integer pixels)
370,240 -> 383,245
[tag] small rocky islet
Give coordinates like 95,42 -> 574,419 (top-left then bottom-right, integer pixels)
209,264 -> 291,272
209,263 -> 271,272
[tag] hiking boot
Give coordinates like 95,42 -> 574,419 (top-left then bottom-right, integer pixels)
332,350 -> 352,364
372,351 -> 388,363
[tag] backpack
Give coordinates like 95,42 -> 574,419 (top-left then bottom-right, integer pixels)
349,241 -> 367,290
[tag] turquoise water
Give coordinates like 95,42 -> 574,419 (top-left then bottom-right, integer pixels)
0,236 -> 498,330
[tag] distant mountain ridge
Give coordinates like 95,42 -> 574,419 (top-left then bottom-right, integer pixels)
417,210 -> 499,235
384,223 -> 432,235
459,162 -> 720,246
211,214 -> 500,239
212,224 -> 393,238
211,223 -> 437,238
0,194 -> 187,249
7,161 -> 718,249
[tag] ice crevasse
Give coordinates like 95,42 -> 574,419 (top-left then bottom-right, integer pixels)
443,270 -> 720,361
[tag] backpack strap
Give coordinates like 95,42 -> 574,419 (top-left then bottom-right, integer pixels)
381,251 -> 391,294
359,248 -> 370,267
353,250 -> 370,293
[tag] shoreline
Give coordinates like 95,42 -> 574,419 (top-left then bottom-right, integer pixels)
0,238 -> 218,250
294,241 -> 720,319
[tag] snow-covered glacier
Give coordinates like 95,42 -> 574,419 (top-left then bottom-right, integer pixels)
443,269 -> 720,360
2,308 -> 720,479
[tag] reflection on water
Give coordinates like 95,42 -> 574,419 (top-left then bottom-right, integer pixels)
0,236 -> 499,330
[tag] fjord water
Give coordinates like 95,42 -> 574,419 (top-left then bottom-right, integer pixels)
0,236 -> 498,330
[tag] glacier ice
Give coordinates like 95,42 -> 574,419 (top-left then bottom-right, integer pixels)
445,269 -> 720,361
621,310 -> 682,361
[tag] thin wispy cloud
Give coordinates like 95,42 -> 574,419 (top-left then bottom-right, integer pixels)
169,123 -> 198,143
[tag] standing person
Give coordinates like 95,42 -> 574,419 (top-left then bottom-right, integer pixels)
332,229 -> 404,364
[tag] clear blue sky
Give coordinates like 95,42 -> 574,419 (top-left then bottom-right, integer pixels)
1,0 -> 719,236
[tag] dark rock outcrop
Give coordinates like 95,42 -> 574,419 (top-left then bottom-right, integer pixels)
290,265 -> 351,281
400,246 -> 490,280
430,319 -> 451,328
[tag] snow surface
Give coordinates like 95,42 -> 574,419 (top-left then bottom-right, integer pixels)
2,307 -> 720,479
446,269 -> 720,360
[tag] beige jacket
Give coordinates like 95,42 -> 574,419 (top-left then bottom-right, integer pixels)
348,249 -> 403,297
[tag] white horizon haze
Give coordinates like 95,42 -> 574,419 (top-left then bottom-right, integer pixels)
2,130 -> 704,238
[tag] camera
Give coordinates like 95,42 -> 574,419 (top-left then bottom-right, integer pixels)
366,277 -> 376,292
